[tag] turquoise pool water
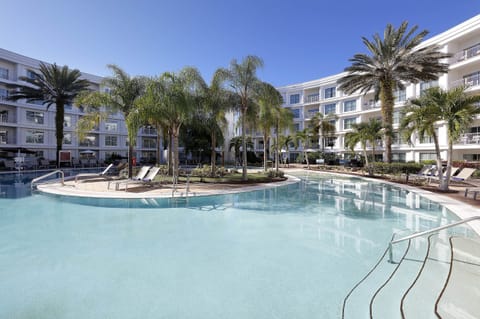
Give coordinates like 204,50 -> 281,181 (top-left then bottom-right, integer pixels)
0,172 -> 466,318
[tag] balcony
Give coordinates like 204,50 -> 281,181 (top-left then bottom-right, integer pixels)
304,94 -> 320,104
450,72 -> 480,89
363,100 -> 381,111
141,127 -> 157,135
457,133 -> 480,145
451,43 -> 480,64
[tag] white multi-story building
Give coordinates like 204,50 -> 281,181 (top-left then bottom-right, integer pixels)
275,14 -> 480,163
0,48 -> 162,167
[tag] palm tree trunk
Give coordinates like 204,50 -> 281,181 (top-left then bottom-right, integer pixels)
211,132 -> 216,176
441,140 -> 454,191
241,107 -> 247,181
380,81 -> 395,163
432,134 -> 445,190
172,126 -> 180,178
168,131 -> 173,175
363,147 -> 370,175
55,101 -> 65,168
156,124 -> 161,165
128,144 -> 134,178
275,123 -> 279,174
263,133 -> 268,172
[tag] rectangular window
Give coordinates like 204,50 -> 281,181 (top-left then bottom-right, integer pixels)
343,100 -> 356,112
393,111 -> 402,125
392,153 -> 406,163
343,117 -> 357,130
64,115 -> 72,128
324,103 -> 336,114
26,130 -> 44,144
307,109 -> 319,116
0,130 -> 7,144
324,136 -> 336,148
293,123 -> 300,132
105,135 -> 118,146
324,87 -> 336,99
79,134 -> 98,147
143,138 -> 156,148
26,110 -> 44,124
0,88 -> 8,100
0,110 -> 8,123
105,122 -> 118,132
306,94 -> 319,103
26,70 -> 37,80
394,89 -> 406,102
463,154 -> 480,161
420,80 -> 439,94
0,67 -> 9,80
419,153 -> 436,161
464,71 -> 480,87
420,130 -> 437,144
292,109 -> 300,118
289,94 -> 300,104
392,132 -> 405,144
63,133 -> 72,145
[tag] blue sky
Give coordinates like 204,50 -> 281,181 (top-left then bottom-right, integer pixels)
2,0 -> 479,86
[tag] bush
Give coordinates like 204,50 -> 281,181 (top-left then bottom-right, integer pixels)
267,169 -> 285,178
371,162 -> 423,175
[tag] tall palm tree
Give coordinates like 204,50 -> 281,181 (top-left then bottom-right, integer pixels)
401,86 -> 480,190
278,134 -> 294,166
338,21 -> 450,163
226,55 -> 264,181
344,118 -> 383,175
310,112 -> 338,152
8,62 -> 90,166
228,136 -> 253,167
200,69 -> 236,176
255,82 -> 283,172
75,65 -> 145,178
294,129 -> 312,169
273,108 -> 294,174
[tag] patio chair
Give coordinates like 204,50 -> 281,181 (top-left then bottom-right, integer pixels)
119,166 -> 161,191
75,163 -> 114,183
109,165 -> 151,190
451,167 -> 477,182
464,187 -> 480,200
410,165 -> 435,183
427,166 -> 461,183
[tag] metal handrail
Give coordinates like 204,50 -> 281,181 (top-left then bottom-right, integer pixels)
388,216 -> 480,263
31,169 -> 64,189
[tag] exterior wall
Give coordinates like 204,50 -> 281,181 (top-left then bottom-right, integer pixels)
274,14 -> 480,163
0,48 -> 163,165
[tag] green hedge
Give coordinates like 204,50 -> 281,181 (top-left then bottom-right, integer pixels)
370,162 -> 424,175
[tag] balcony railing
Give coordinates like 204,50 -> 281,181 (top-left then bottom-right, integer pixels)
451,73 -> 480,88
305,94 -> 320,103
363,101 -> 381,111
457,133 -> 480,144
451,43 -> 480,64
141,127 -> 157,135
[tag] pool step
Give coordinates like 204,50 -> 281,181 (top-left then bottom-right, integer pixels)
400,235 -> 451,318
436,237 -> 480,318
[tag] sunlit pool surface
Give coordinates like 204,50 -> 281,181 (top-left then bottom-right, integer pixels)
0,171 -> 472,318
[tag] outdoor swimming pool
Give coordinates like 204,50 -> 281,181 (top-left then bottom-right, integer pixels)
0,172 -> 473,318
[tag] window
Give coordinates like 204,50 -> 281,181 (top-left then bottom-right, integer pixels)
420,129 -> 437,144
35,150 -> 44,158
105,122 -> 118,132
324,136 -> 336,148
392,132 -> 405,144
64,115 -> 72,128
26,111 -> 44,124
105,135 -> 118,147
393,111 -> 402,125
343,117 -> 357,130
0,110 -> 8,123
26,70 -> 37,80
79,134 -> 98,147
26,130 -> 44,144
343,100 -> 356,112
394,89 -> 406,102
419,153 -> 436,161
324,87 -> 336,99
464,71 -> 480,87
420,80 -> 439,94
142,138 -> 156,148
292,109 -> 300,118
0,67 -> 8,80
63,133 -> 72,145
391,153 -> 406,163
293,123 -> 300,132
324,103 -> 336,114
289,94 -> 300,104
463,154 -> 480,161
307,109 -> 319,116
0,88 -> 8,100
0,130 -> 7,144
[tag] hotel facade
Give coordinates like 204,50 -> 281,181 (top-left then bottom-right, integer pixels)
1,14 -> 480,167
273,14 -> 480,164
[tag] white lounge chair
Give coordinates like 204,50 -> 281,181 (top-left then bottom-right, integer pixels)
75,163 -> 114,183
451,167 -> 476,182
119,166 -> 161,191
109,166 -> 151,190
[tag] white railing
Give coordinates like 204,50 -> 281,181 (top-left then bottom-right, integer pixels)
451,43 -> 480,64
31,170 -> 64,189
457,133 -> 480,144
305,94 -> 320,103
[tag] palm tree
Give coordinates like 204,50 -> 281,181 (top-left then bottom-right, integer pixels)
228,136 -> 253,167
344,118 -> 383,175
75,65 -> 145,178
310,112 -> 338,152
295,129 -> 313,169
200,69 -> 236,176
338,21 -> 450,163
401,86 -> 480,190
278,134 -> 294,166
255,82 -> 284,172
273,108 -> 294,174
8,62 -> 90,166
226,55 -> 264,181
